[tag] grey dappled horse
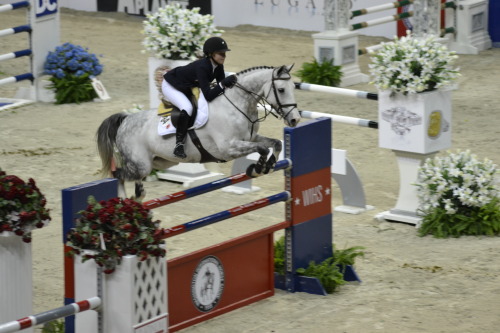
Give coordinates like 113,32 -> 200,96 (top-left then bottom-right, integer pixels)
96,65 -> 300,199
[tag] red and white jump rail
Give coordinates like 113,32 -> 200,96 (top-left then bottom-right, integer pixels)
0,297 -> 101,333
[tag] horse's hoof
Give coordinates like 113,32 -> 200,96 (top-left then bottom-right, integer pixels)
246,164 -> 263,178
134,183 -> 145,201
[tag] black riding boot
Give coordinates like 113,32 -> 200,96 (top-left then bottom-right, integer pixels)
173,110 -> 190,158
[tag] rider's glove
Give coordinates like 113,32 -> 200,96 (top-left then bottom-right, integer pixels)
221,75 -> 237,88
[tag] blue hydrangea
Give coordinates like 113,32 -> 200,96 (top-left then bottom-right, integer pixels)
44,42 -> 103,78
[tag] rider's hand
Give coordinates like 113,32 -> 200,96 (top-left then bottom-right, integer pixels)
221,75 -> 237,88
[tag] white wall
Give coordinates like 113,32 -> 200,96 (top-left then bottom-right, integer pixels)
213,0 -> 412,38
59,0 -> 97,12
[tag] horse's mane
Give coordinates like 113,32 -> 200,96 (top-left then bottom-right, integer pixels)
235,66 -> 275,77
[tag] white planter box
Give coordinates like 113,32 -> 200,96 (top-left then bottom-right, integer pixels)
75,252 -> 167,333
0,232 -> 34,333
378,89 -> 452,154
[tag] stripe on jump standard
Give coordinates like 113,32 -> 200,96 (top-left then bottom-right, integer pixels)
0,25 -> 32,37
0,73 -> 34,86
351,0 -> 413,18
0,49 -> 32,62
0,1 -> 30,13
294,82 -> 378,100
351,11 -> 413,31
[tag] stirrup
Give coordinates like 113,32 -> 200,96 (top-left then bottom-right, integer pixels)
174,143 -> 186,158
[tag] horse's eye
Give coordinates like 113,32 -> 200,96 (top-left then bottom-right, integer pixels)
278,88 -> 285,93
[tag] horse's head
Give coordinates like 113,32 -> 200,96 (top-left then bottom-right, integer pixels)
265,65 -> 301,127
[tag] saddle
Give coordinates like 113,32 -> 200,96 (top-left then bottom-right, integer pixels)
157,88 -> 199,129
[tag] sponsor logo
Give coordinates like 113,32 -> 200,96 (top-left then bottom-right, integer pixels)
36,0 -> 58,18
191,256 -> 225,312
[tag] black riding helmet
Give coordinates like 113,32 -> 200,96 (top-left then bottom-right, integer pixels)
203,37 -> 230,56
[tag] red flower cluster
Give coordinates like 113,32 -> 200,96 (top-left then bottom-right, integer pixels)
0,169 -> 51,243
66,196 -> 166,274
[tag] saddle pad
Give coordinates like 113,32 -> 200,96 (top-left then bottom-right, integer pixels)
157,106 -> 209,136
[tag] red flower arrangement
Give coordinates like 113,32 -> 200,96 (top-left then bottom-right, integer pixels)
0,169 -> 51,243
66,196 -> 166,274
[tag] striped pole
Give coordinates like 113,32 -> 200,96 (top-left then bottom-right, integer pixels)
351,11 -> 413,31
0,73 -> 34,86
157,191 -> 291,239
0,25 -> 32,37
143,159 -> 292,209
0,297 -> 101,333
351,0 -> 413,18
0,49 -> 32,62
300,110 -> 378,129
294,82 -> 378,101
0,1 -> 30,13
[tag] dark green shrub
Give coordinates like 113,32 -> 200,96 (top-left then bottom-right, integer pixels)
295,58 -> 343,87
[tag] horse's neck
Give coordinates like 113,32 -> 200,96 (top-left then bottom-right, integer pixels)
233,69 -> 272,109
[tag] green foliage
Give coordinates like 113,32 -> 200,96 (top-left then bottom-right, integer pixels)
274,236 -> 365,293
295,58 -> 343,87
42,320 -> 65,333
274,235 -> 286,275
48,73 -> 98,104
418,198 -> 500,238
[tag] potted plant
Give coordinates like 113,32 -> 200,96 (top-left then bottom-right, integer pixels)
142,3 -> 223,61
67,196 -> 168,331
44,42 -> 103,104
66,196 -> 166,274
295,58 -> 343,87
0,169 -> 51,242
369,32 -> 460,154
416,150 -> 500,237
141,3 -> 223,109
0,169 -> 51,324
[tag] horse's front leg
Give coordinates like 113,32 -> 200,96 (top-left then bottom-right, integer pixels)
226,136 -> 281,177
252,134 -> 282,174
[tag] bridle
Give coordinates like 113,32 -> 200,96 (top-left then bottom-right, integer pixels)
267,69 -> 298,121
223,68 -> 298,135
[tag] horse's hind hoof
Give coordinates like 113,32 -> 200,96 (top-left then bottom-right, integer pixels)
134,182 -> 145,201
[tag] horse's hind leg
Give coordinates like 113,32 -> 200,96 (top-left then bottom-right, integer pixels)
134,181 -> 145,202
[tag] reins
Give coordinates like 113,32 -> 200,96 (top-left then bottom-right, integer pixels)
222,68 -> 297,137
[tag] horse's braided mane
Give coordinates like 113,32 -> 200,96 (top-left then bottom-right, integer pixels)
236,66 -> 275,76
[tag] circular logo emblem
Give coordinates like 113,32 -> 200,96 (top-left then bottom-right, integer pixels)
191,256 -> 225,312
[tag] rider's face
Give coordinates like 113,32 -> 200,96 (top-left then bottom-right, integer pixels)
212,52 -> 226,65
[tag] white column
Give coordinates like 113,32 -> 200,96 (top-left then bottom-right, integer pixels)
0,233 -> 34,333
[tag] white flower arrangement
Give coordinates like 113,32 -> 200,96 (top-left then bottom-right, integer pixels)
369,32 -> 460,95
415,150 -> 500,237
142,3 -> 223,60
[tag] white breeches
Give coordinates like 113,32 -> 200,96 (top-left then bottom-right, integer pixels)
161,80 -> 208,116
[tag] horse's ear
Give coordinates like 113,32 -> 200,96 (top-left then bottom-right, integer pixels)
277,64 -> 294,76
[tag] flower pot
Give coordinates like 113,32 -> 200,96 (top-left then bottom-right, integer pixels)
148,57 -> 190,110
75,251 -> 167,333
378,89 -> 452,154
0,232 -> 34,333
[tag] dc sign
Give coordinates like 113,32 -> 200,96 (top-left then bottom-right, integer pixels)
36,0 -> 58,17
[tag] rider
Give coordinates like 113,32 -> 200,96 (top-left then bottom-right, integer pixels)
162,36 -> 238,159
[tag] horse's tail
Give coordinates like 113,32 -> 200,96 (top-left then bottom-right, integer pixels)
96,112 -> 128,178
